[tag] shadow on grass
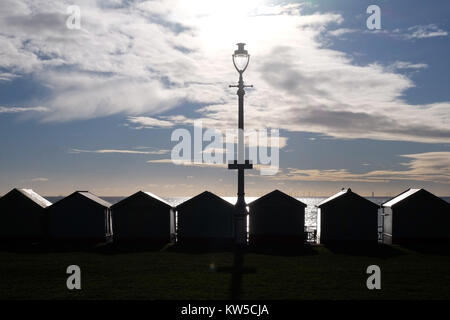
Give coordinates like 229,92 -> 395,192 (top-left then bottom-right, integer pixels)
399,243 -> 450,256
44,240 -> 114,253
0,241 -> 50,254
217,248 -> 258,300
96,241 -> 173,254
0,240 -> 319,257
323,243 -> 404,258
0,240 -> 115,254
167,242 -> 235,254
248,243 -> 318,257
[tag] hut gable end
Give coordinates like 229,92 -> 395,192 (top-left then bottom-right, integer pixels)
382,188 -> 449,209
318,188 -> 379,210
176,191 -> 234,211
0,188 -> 52,209
249,189 -> 306,209
112,191 -> 172,210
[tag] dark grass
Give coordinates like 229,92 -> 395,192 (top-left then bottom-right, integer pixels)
1,244 -> 450,300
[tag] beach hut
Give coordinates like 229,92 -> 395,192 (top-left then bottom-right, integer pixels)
382,188 -> 450,244
317,188 -> 379,244
0,188 -> 51,242
176,191 -> 234,245
248,189 -> 307,245
111,191 -> 175,243
47,191 -> 112,242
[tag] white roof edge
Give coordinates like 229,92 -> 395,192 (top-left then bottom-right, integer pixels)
248,189 -> 306,206
77,191 -> 111,207
18,188 -> 52,208
317,188 -> 351,207
142,191 -> 172,207
382,188 -> 422,207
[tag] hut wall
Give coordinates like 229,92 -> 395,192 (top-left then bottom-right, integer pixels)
0,194 -> 45,239
177,198 -> 234,240
319,197 -> 378,243
317,207 -> 322,243
112,197 -> 173,240
393,195 -> 450,242
48,197 -> 110,239
382,207 -> 393,244
249,203 -> 305,236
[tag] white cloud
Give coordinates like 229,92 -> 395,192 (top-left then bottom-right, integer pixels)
31,177 -> 48,182
0,72 -> 20,81
147,158 -> 227,168
389,61 -> 428,70
147,158 -> 275,174
271,152 -> 450,184
127,116 -> 177,128
69,148 -> 169,155
0,1 -> 448,144
126,115 -> 289,148
405,24 -> 448,39
328,28 -> 359,36
0,106 -> 49,113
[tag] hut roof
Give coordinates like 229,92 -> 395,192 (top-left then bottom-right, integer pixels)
15,188 -> 52,208
176,191 -> 234,210
52,191 -> 111,208
382,188 -> 447,208
317,188 -> 379,209
112,191 -> 172,208
248,189 -> 306,207
382,188 -> 421,207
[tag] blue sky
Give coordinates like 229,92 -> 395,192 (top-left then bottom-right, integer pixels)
0,0 -> 449,197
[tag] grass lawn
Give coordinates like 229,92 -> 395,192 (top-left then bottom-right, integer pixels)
1,244 -> 450,300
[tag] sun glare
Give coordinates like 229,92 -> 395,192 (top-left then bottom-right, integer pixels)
177,0 -> 270,52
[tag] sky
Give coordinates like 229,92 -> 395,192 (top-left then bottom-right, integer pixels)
0,0 -> 449,197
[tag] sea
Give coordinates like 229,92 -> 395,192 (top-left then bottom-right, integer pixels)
46,196 -> 450,229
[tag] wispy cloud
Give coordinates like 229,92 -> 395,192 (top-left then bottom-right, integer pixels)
147,158 -> 277,175
0,106 -> 49,113
127,116 -> 181,129
389,61 -> 428,70
271,152 -> 450,184
127,116 -> 289,148
147,159 -> 228,168
405,24 -> 448,39
328,24 -> 448,41
31,177 -> 48,182
69,148 -> 170,155
327,28 -> 359,36
0,72 -> 19,81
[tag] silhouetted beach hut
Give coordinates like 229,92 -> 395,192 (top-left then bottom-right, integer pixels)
0,188 -> 51,242
382,188 -> 450,244
111,191 -> 175,243
317,188 -> 379,244
47,191 -> 112,242
176,191 -> 234,245
248,189 -> 307,245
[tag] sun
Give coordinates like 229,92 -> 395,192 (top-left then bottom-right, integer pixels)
176,0 -> 270,51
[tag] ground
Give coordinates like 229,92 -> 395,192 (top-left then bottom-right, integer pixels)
1,244 -> 450,300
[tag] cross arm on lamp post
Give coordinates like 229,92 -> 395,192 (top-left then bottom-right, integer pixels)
229,84 -> 253,88
228,160 -> 253,170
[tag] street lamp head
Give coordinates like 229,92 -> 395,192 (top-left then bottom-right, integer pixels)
233,43 -> 250,74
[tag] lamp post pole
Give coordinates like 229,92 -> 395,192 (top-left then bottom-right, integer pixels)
228,43 -> 253,246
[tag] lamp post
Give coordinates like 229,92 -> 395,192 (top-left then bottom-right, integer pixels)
228,43 -> 253,246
